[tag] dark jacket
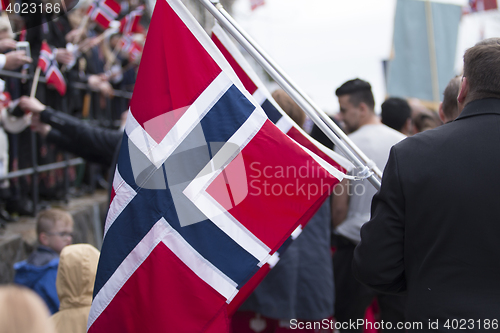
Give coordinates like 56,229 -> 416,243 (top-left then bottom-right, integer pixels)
14,246 -> 60,314
42,107 -> 123,167
240,200 -> 334,320
353,98 -> 500,332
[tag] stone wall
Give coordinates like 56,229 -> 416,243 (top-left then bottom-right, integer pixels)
0,191 -> 109,284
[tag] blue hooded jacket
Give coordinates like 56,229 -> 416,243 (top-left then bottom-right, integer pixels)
14,246 -> 60,314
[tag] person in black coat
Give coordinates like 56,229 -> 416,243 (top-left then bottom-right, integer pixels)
18,95 -> 122,167
353,38 -> 500,332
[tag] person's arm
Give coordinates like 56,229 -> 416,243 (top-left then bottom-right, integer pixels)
20,96 -> 123,166
352,146 -> 406,294
1,51 -> 32,70
46,127 -> 119,165
46,128 -> 73,151
40,107 -> 122,166
331,178 -> 349,228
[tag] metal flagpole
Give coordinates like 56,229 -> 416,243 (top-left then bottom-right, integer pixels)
198,0 -> 382,190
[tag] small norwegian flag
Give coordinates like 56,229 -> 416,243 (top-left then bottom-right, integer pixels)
120,34 -> 143,63
129,42 -> 142,63
468,0 -> 497,12
119,5 -> 144,35
38,41 -> 66,96
87,0 -> 121,29
250,0 -> 265,11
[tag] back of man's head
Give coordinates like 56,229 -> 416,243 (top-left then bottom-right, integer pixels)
441,76 -> 461,122
381,97 -> 411,133
335,78 -> 375,111
463,38 -> 500,101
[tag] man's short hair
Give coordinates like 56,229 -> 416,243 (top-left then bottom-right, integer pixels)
442,76 -> 461,121
335,78 -> 375,110
36,209 -> 74,235
381,97 -> 411,132
463,38 -> 500,100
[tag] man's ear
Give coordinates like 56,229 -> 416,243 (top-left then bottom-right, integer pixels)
457,76 -> 469,104
358,102 -> 369,114
438,102 -> 446,123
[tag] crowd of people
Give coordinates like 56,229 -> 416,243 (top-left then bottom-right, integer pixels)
0,0 -> 145,329
1,1 -> 499,331
0,0 -> 147,225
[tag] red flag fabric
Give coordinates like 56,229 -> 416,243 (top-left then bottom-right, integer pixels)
38,41 -> 66,96
0,0 -> 9,11
87,0 -> 346,332
87,0 -> 121,29
119,5 -> 144,35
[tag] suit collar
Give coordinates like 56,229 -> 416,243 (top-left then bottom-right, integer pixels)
456,98 -> 500,121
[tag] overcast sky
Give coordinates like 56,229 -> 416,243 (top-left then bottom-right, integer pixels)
232,0 -> 468,113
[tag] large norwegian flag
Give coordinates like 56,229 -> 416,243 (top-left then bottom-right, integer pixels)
87,0 -> 121,29
38,41 -> 66,96
119,5 -> 144,35
87,0 -> 346,332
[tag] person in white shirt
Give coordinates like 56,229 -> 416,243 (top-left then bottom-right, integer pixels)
331,78 -> 406,332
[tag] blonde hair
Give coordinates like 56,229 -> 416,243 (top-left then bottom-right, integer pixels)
0,285 -> 55,333
271,89 -> 306,128
36,209 -> 74,236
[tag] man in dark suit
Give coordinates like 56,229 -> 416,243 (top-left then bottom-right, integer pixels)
353,38 -> 500,332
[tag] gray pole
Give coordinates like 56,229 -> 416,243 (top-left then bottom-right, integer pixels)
198,0 -> 382,189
